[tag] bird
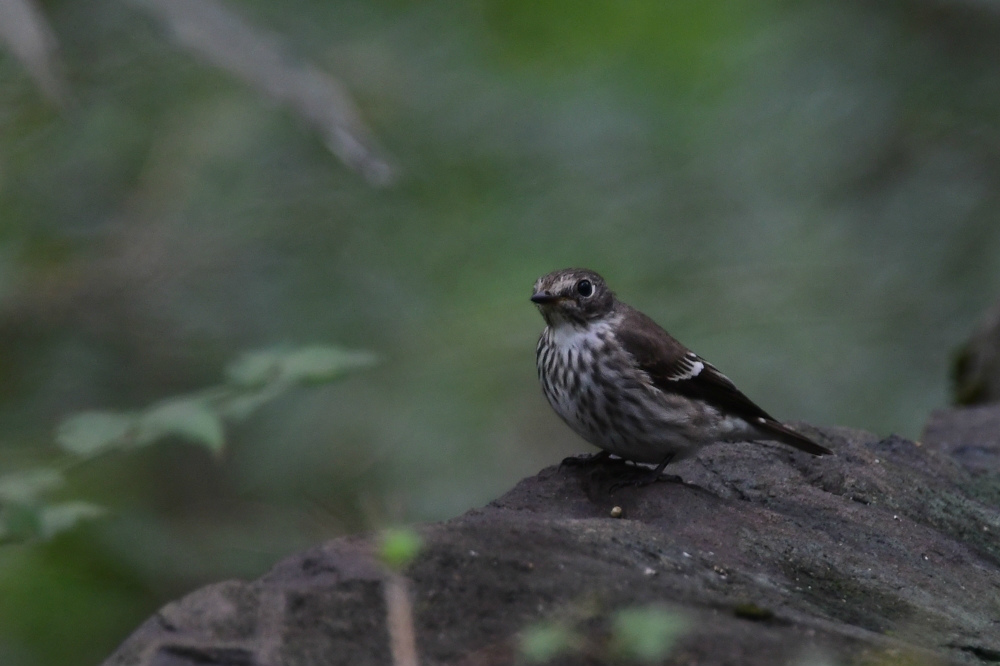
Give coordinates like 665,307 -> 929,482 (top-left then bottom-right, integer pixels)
531,267 -> 831,483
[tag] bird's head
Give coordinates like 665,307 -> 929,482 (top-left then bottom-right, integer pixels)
531,268 -> 615,327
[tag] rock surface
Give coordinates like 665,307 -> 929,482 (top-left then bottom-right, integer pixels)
104,414 -> 1000,666
953,298 -> 1000,405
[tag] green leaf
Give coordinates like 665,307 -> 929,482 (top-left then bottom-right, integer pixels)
137,399 -> 226,455
610,605 -> 687,662
37,502 -> 105,539
225,349 -> 283,388
279,346 -> 378,385
518,622 -> 579,663
55,411 -> 136,455
225,346 -> 377,389
0,468 -> 63,503
378,528 -> 423,570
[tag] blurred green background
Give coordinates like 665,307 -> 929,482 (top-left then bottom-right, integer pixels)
2,0 -> 1000,663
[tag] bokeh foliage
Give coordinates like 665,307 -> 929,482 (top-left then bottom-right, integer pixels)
2,0 -> 1000,663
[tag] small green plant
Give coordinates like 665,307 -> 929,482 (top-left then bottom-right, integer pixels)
379,528 -> 424,571
609,605 -> 687,662
517,602 -> 687,664
378,527 -> 424,666
519,621 -> 581,663
0,344 -> 375,545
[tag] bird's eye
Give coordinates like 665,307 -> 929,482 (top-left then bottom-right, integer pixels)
576,279 -> 594,297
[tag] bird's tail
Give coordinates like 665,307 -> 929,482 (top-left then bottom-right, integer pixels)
758,420 -> 832,456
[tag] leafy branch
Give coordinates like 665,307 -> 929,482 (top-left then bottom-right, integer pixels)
0,344 -> 375,545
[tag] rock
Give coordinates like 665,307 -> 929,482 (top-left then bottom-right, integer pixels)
103,418 -> 1000,666
953,299 -> 1000,405
923,405 -> 1000,506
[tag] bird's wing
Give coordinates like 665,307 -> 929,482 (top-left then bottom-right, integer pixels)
615,307 -> 775,422
614,306 -> 831,455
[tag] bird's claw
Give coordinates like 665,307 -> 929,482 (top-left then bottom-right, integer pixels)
559,450 -> 611,469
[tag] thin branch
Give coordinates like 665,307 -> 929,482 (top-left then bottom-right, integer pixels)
131,0 -> 395,186
384,573 -> 420,666
0,0 -> 68,104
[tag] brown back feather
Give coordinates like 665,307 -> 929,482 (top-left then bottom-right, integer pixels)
613,305 -> 831,456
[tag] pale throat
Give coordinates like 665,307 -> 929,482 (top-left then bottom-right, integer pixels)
546,312 -> 621,351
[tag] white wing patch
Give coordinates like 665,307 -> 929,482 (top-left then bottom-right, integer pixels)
667,353 -> 705,381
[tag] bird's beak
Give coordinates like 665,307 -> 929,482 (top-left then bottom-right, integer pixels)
531,292 -> 560,305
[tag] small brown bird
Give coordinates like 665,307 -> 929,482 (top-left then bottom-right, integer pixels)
531,268 -> 831,481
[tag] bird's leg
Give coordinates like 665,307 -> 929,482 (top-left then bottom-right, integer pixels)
647,453 -> 676,478
608,453 -> 676,493
560,449 -> 612,469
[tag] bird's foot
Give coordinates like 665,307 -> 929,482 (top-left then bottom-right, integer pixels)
605,454 -> 677,493
559,450 -> 612,469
